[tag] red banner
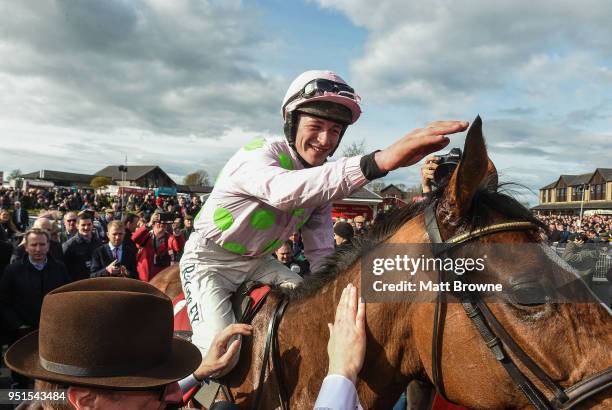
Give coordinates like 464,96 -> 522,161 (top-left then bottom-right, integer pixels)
332,204 -> 373,220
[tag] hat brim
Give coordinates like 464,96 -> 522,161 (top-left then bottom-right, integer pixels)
5,331 -> 201,389
288,94 -> 361,124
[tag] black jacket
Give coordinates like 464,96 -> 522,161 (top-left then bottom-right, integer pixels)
62,234 -> 102,281
90,242 -> 138,279
11,208 -> 29,232
0,256 -> 70,330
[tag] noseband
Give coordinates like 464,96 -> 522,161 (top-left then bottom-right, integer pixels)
424,203 -> 612,409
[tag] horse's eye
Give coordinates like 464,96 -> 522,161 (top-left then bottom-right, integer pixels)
509,284 -> 547,307
507,275 -> 550,307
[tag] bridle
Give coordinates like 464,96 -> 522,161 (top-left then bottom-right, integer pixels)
424,202 -> 612,409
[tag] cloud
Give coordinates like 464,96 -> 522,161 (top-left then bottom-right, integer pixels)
0,0 -> 284,138
315,0 -> 612,108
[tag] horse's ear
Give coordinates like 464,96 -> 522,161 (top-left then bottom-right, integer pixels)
437,115 -> 489,226
485,158 -> 499,190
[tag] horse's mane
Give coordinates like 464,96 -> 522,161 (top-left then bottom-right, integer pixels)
278,181 -> 546,300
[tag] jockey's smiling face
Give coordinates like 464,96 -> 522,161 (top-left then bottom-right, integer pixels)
295,113 -> 343,166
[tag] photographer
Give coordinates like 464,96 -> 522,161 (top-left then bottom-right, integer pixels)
132,211 -> 172,282
421,149 -> 462,196
562,233 -> 600,284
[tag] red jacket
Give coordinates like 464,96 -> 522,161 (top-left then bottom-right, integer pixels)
132,225 -> 171,282
168,232 -> 186,261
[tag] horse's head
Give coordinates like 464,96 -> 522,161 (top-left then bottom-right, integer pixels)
414,116 -> 612,408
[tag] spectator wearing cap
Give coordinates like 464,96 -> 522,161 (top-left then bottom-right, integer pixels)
132,211 -> 172,282
3,277 -> 254,409
182,214 -> 195,240
11,200 -> 29,232
354,215 -> 368,237
334,222 -> 354,248
0,228 -> 70,353
62,212 -> 102,281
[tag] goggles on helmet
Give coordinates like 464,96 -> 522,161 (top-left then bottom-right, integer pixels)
284,79 -> 361,111
301,79 -> 361,101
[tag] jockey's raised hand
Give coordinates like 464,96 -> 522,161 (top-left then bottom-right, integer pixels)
374,121 -> 468,172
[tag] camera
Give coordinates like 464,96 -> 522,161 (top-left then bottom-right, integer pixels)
569,233 -> 587,243
158,212 -> 174,223
431,148 -> 462,190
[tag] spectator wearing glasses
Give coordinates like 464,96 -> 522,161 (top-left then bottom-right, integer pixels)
179,69 -> 468,374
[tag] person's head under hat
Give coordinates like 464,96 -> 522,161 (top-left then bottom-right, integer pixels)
333,221 -> 354,246
354,215 -> 366,230
4,277 -> 201,409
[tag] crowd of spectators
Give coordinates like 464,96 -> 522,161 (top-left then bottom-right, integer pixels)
0,186 -> 204,373
536,213 -> 611,289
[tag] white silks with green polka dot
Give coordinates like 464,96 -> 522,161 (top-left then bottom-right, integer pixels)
192,136 -> 369,273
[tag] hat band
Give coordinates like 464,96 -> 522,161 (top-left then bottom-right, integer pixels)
40,356 -> 159,377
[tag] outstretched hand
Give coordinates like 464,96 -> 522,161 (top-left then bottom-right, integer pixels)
194,323 -> 253,380
375,121 -> 468,172
327,283 -> 366,385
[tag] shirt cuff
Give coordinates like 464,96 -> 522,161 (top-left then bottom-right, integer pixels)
359,151 -> 389,181
314,374 -> 361,410
178,373 -> 200,393
344,155 -> 370,188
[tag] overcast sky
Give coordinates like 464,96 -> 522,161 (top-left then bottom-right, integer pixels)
1,0 -> 611,205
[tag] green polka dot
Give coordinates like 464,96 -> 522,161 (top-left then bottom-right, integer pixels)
250,209 -> 276,230
291,208 -> 305,217
243,138 -> 265,151
261,239 -> 283,254
223,242 -> 247,255
214,207 -> 234,231
296,215 -> 310,230
278,153 -> 293,170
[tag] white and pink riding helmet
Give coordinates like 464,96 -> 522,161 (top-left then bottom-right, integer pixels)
281,70 -> 362,148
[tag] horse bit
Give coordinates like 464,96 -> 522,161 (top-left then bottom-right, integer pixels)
424,202 -> 612,409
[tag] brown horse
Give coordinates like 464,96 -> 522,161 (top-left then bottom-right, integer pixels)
155,119 -> 612,409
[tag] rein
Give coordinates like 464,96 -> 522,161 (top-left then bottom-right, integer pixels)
253,296 -> 290,410
424,202 -> 612,409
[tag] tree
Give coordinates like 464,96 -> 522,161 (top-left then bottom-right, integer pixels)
341,139 -> 366,157
7,169 -> 22,182
183,169 -> 210,186
368,181 -> 386,194
90,176 -> 112,192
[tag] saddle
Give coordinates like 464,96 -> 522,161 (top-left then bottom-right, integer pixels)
171,281 -> 273,407
172,281 -> 272,336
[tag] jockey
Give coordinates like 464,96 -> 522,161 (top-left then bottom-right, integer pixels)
180,69 -> 468,376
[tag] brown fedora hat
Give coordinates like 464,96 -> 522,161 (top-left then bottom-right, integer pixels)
4,278 -> 201,389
